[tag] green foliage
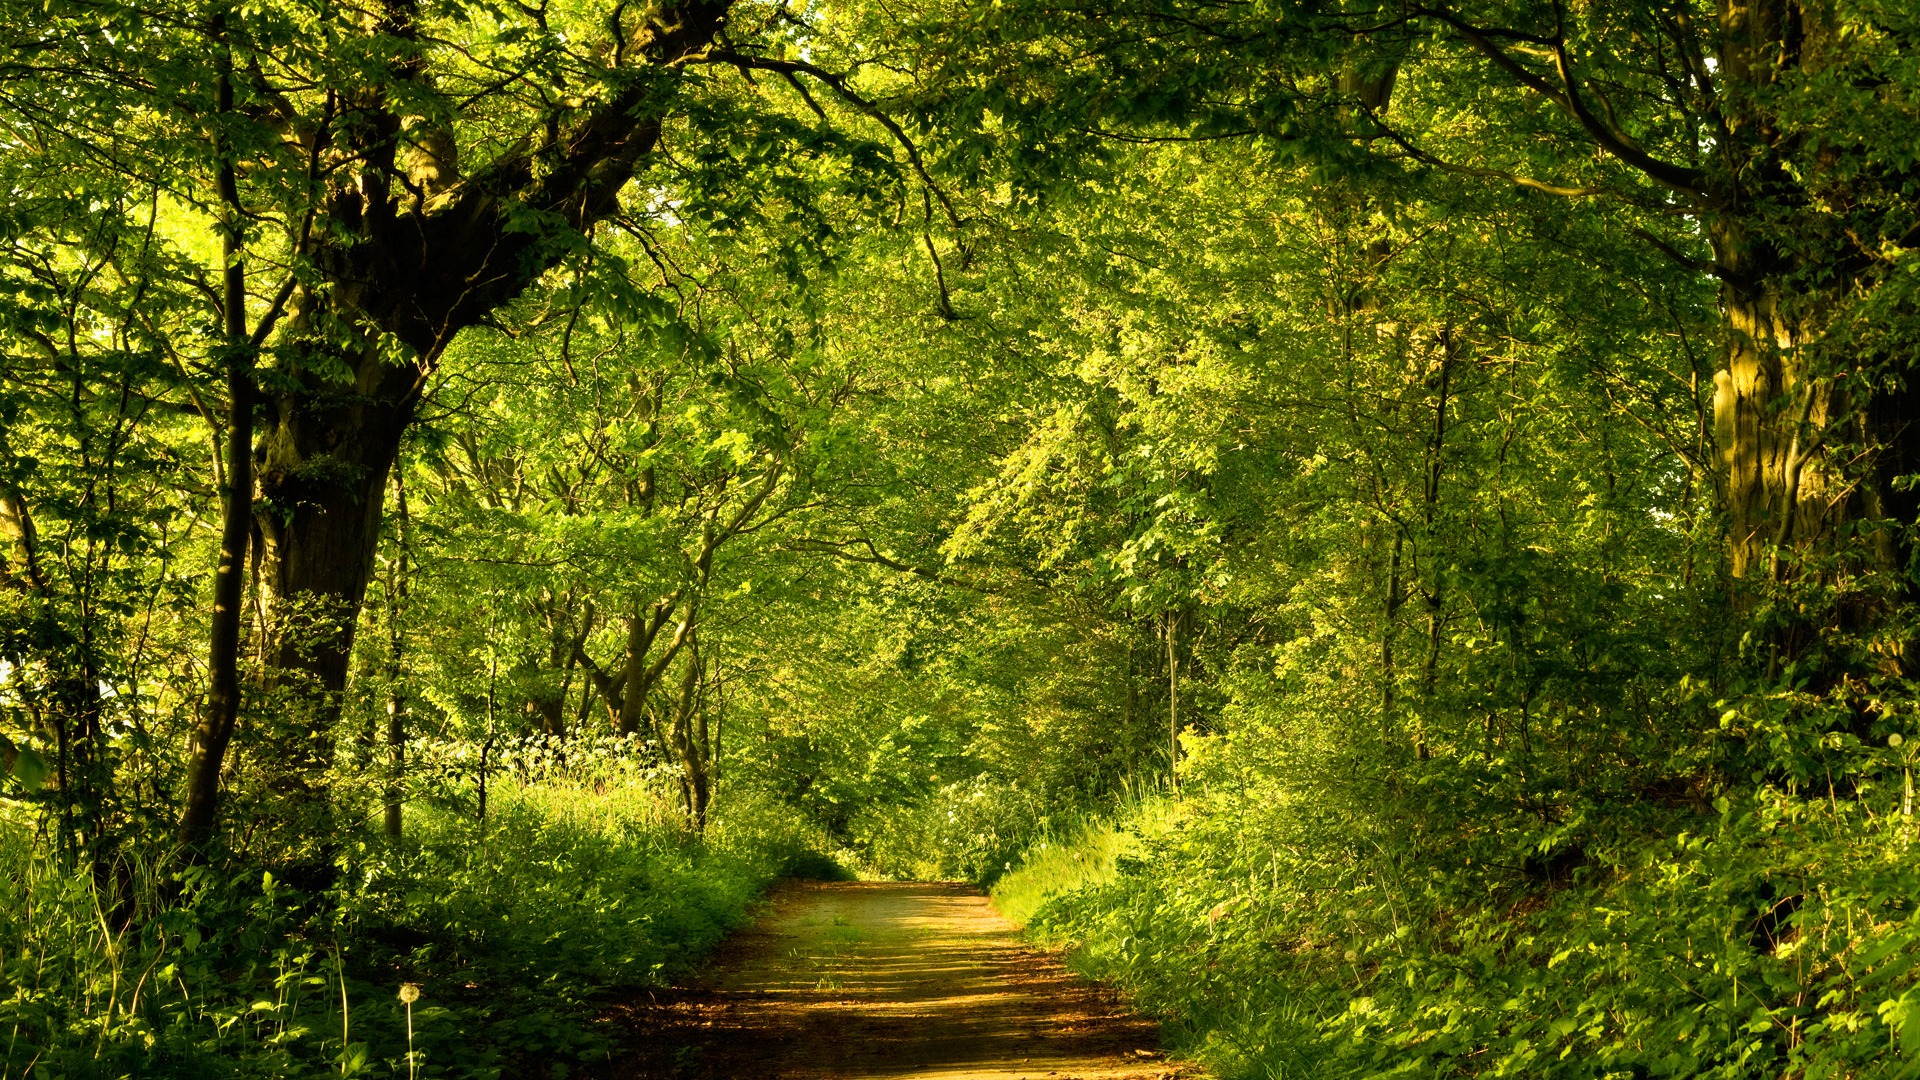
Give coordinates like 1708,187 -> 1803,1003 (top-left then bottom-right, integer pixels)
0,756 -> 821,1079
2,0 -> 1919,1076
991,809 -> 1153,930
1006,780 -> 1920,1080
852,775 -> 1046,886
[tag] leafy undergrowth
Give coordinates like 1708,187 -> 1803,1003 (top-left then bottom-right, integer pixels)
849,775 -> 1052,886
990,797 -> 1176,928
0,759 -> 831,1079
996,776 -> 1920,1080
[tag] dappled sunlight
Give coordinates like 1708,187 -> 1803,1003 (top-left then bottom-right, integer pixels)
601,882 -> 1194,1080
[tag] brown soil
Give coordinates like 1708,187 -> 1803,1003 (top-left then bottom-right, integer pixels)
596,881 -> 1200,1080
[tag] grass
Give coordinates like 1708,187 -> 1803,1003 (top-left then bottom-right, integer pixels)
989,818 -> 1130,928
989,788 -> 1179,927
0,761 -> 832,1079
984,775 -> 1920,1080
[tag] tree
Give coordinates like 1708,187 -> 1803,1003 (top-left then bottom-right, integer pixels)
886,0 -> 1920,672
0,0 -> 942,838
0,144 -> 211,871
390,153 -> 885,826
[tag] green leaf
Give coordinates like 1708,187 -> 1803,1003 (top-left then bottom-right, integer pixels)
9,747 -> 48,791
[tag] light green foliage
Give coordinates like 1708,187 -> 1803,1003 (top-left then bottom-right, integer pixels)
1011,781 -> 1920,1079
854,775 -> 1045,884
991,807 -> 1159,929
757,38 -> 1920,1074
0,756 -> 825,1078
1,0 -> 1919,1074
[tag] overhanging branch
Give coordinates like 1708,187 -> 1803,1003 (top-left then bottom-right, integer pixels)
1415,2 -> 1709,199
700,50 -> 965,230
786,536 -> 999,593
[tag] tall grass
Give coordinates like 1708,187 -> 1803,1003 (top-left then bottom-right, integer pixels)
0,747 -> 830,1079
988,775 -> 1920,1080
0,812 -> 332,1079
990,818 -> 1130,928
990,779 -> 1181,926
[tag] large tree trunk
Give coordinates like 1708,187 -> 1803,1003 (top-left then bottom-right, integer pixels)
249,353 -> 415,822
1713,249 -> 1920,665
1712,239 -> 1828,585
178,0 -> 732,842
1707,0 -> 1920,656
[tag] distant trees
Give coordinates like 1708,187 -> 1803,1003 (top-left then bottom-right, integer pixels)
402,219 -> 865,830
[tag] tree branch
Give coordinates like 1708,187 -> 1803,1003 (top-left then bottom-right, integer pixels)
786,536 -> 999,594
1417,2 -> 1709,197
702,50 -> 965,230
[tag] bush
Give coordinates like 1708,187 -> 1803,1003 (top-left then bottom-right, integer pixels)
849,775 -> 1050,885
0,752 -> 809,1080
997,775 -> 1920,1080
990,797 -> 1175,928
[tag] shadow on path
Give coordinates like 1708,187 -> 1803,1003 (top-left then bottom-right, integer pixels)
594,881 -> 1198,1080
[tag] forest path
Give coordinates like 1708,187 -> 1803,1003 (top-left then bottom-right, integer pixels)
599,881 -> 1198,1080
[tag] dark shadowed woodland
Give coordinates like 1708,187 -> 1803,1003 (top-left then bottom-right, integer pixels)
3,0 -> 1920,1075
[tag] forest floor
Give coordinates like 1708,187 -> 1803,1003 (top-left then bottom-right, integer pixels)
595,881 -> 1199,1080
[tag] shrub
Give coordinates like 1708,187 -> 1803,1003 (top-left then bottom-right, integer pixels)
0,753 -> 805,1080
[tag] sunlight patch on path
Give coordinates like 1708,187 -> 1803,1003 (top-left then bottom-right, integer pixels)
602,881 -> 1200,1080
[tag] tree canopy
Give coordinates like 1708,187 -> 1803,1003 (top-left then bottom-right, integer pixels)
3,0 -> 1920,1075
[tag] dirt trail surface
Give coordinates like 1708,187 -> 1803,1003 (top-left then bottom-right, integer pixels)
599,881 -> 1198,1080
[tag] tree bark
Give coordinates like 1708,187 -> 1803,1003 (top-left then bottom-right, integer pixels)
527,591 -> 583,737
178,30 -> 256,856
252,364 -> 412,813
616,598 -> 684,735
670,632 -> 709,829
383,468 -> 410,839
1704,0 -> 1920,652
1711,216 -> 1827,585
179,368 -> 253,853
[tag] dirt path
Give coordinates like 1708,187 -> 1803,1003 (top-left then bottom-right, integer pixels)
599,881 -> 1198,1080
